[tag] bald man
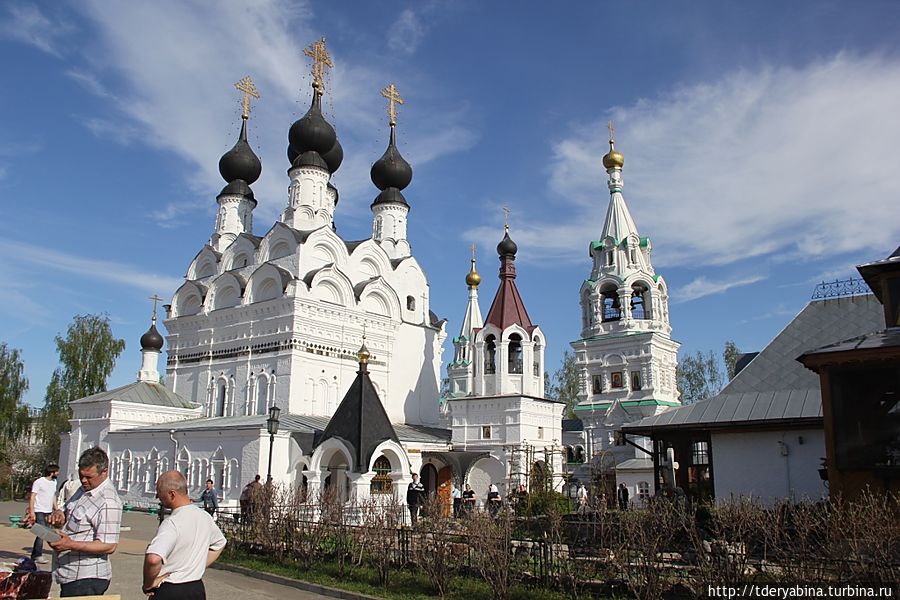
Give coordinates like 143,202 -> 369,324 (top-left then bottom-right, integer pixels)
142,471 -> 226,599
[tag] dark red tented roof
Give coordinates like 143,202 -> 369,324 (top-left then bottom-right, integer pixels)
483,255 -> 535,332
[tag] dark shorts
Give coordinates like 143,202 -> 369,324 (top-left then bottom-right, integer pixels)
60,578 -> 110,597
152,579 -> 206,600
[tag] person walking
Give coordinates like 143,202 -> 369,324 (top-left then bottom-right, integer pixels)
197,479 -> 218,517
406,473 -> 425,526
450,482 -> 462,518
26,463 -> 59,564
143,470 -> 227,600
576,482 -> 588,514
47,447 -> 123,597
239,475 -> 262,525
487,483 -> 502,518
617,483 -> 629,511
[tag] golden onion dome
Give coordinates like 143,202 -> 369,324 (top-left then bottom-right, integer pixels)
465,258 -> 481,288
602,140 -> 624,170
358,341 -> 370,364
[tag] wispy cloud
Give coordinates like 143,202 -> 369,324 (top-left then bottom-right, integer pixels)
0,3 -> 71,57
61,0 -> 475,228
736,304 -> 797,325
388,9 -> 427,55
84,117 -> 141,146
1,240 -> 182,294
486,54 -> 900,271
674,275 -> 765,303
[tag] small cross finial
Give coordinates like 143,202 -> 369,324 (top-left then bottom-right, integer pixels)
362,322 -> 367,342
234,76 -> 260,119
607,120 -> 615,143
381,83 -> 404,126
502,206 -> 511,230
303,37 -> 333,95
149,294 -> 163,323
470,243 -> 477,261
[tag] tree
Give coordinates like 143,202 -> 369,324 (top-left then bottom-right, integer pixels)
676,350 -> 723,405
546,350 -> 580,418
40,314 -> 126,462
723,340 -> 741,380
0,343 -> 29,443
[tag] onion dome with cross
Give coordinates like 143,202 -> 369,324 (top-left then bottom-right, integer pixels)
218,76 -> 262,198
371,83 -> 412,207
288,37 -> 342,174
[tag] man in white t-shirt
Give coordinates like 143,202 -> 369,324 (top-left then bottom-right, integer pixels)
143,471 -> 226,600
26,463 -> 59,564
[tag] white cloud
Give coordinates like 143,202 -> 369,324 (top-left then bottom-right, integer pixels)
498,54 -> 900,270
84,117 -> 141,146
63,0 -> 474,228
674,275 -> 764,303
388,9 -> 427,55
0,3 -> 71,57
1,240 -> 182,294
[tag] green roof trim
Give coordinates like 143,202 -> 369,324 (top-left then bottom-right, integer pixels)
610,187 -> 622,194
574,399 -> 681,412
639,236 -> 650,248
652,274 -> 660,283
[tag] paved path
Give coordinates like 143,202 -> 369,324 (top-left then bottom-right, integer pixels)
1,501 -> 330,599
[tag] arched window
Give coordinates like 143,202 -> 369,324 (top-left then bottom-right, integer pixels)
574,446 -> 585,463
508,334 -> 523,374
638,481 -> 651,501
631,283 -> 650,320
484,335 -> 496,374
370,456 -> 393,495
533,336 -> 542,376
373,216 -> 383,239
406,295 -> 415,311
601,286 -> 621,322
216,380 -> 227,417
255,374 -> 269,415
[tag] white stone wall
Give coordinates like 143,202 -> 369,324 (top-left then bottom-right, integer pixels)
711,428 -> 827,503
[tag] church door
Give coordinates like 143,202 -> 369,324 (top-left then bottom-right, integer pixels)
437,466 -> 452,517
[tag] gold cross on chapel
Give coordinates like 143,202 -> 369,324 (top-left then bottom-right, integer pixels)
502,206 -> 511,229
234,76 -> 260,119
303,37 -> 333,94
607,120 -> 615,143
470,243 -> 477,260
381,83 -> 404,126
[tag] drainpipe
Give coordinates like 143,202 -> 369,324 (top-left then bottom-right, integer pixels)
169,430 -> 178,468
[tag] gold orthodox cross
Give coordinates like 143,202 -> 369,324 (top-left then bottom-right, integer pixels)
234,76 -> 260,119
607,120 -> 615,143
470,243 -> 477,260
149,294 -> 163,321
502,205 -> 511,228
381,83 -> 404,126
303,37 -> 333,93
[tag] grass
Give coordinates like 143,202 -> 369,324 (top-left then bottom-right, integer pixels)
221,547 -> 570,600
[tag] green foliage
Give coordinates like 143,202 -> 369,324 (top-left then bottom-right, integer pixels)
40,314 -> 126,462
0,342 -> 29,443
677,349 -> 724,405
723,340 -> 741,380
545,351 -> 579,418
523,490 -> 572,518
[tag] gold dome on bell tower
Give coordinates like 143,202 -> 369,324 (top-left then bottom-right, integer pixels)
465,244 -> 481,288
602,120 -> 624,170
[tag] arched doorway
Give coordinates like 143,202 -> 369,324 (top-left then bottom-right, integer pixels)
437,466 -> 452,517
421,463 -> 438,496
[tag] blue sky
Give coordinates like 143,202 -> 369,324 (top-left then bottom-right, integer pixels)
4,1 -> 900,407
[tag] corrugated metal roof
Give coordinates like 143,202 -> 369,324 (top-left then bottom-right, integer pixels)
616,458 -> 653,470
71,382 -> 197,410
623,295 -> 883,434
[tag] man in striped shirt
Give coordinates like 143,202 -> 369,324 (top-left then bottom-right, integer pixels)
48,447 -> 123,597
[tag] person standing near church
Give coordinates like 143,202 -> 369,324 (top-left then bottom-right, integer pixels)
197,479 -> 218,517
450,482 -> 462,518
617,483 -> 630,511
406,473 -> 425,526
57,474 -> 82,515
26,463 -> 59,564
47,447 -> 122,597
143,470 -> 226,600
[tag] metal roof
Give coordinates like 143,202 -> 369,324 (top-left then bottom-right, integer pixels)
70,381 -> 197,410
623,294 -> 884,434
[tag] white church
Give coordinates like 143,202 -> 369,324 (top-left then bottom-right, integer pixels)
58,40 -> 578,510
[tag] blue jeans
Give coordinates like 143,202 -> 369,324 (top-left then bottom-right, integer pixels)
30,512 -> 49,559
60,578 -> 110,596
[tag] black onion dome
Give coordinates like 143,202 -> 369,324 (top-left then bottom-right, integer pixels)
371,187 -> 408,208
219,119 -> 261,185
288,93 -> 336,159
370,126 -> 412,191
497,228 -> 517,257
140,323 -> 164,351
219,179 -> 255,201
321,137 -> 343,173
296,150 -> 329,170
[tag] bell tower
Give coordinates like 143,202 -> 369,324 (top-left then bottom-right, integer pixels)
571,124 -> 680,465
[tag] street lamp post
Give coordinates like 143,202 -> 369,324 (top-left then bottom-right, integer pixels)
265,405 -> 281,486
